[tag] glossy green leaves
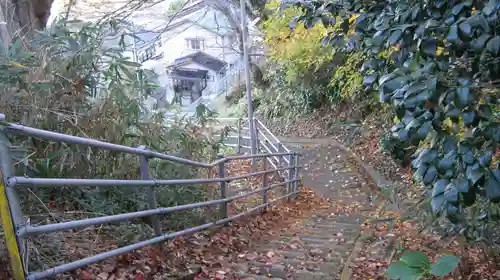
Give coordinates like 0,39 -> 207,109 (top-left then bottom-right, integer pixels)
288,0 -> 500,226
386,251 -> 459,279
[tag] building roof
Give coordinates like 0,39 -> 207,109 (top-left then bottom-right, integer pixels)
172,51 -> 227,72
134,29 -> 161,50
188,8 -> 235,35
163,2 -> 237,36
165,1 -> 204,21
171,68 -> 208,79
49,0 -> 169,28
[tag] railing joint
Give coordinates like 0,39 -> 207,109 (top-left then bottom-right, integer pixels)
16,226 -> 29,238
6,177 -> 18,188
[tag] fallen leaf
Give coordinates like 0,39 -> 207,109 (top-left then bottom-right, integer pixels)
80,270 -> 93,280
246,253 -> 258,261
97,272 -> 109,280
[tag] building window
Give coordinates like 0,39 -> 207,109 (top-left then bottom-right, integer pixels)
185,38 -> 204,50
206,74 -> 214,82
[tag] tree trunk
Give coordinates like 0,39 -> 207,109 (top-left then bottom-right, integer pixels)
0,0 -> 53,46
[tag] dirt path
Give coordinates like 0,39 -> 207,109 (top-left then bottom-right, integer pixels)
229,137 -> 377,279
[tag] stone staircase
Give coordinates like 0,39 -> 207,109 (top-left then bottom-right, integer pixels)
232,138 -> 375,279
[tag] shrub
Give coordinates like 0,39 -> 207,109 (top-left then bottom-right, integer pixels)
253,68 -> 322,122
289,0 -> 500,234
258,0 -> 378,122
225,84 -> 246,104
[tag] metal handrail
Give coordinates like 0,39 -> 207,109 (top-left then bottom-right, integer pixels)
212,118 -> 287,166
18,178 -> 298,238
255,119 -> 281,148
214,117 -> 291,175
4,122 -> 211,168
0,114 -> 300,280
8,165 -> 295,188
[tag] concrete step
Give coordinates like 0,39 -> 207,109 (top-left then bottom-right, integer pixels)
295,232 -> 357,241
268,239 -> 335,249
304,218 -> 363,226
267,237 -> 358,248
310,221 -> 362,231
234,273 -> 284,280
282,258 -> 343,272
292,270 -> 331,279
306,224 -> 361,233
247,263 -> 331,279
301,220 -> 362,228
246,263 -> 287,278
253,243 -> 353,259
307,216 -> 364,224
284,236 -> 347,245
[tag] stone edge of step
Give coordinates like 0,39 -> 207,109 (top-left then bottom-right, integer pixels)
332,142 -> 398,280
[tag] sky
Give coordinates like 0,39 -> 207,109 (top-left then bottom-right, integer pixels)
48,0 -> 175,28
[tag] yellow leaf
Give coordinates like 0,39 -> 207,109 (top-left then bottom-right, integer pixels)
7,61 -> 28,69
437,46 -> 444,56
349,14 -> 360,24
443,117 -> 453,129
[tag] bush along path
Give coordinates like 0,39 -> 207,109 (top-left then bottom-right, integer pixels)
216,138 -> 378,280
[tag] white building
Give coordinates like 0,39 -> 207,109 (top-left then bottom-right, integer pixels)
134,0 -> 257,109
48,0 -> 261,111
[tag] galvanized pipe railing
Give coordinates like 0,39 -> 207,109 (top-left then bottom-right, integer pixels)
17,179 -> 296,238
214,117 -> 291,174
8,165 -> 293,188
0,114 -> 301,280
4,122 -> 211,168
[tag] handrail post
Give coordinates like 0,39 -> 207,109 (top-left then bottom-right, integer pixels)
252,118 -> 259,168
276,142 -> 283,179
287,154 -> 294,199
262,159 -> 268,212
236,118 -> 242,154
277,143 -> 284,167
218,154 -> 228,219
0,133 -> 27,280
293,154 -> 300,194
138,146 -> 162,236
254,117 -> 260,152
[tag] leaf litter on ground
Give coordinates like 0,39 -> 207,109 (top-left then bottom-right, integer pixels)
69,187 -> 327,280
